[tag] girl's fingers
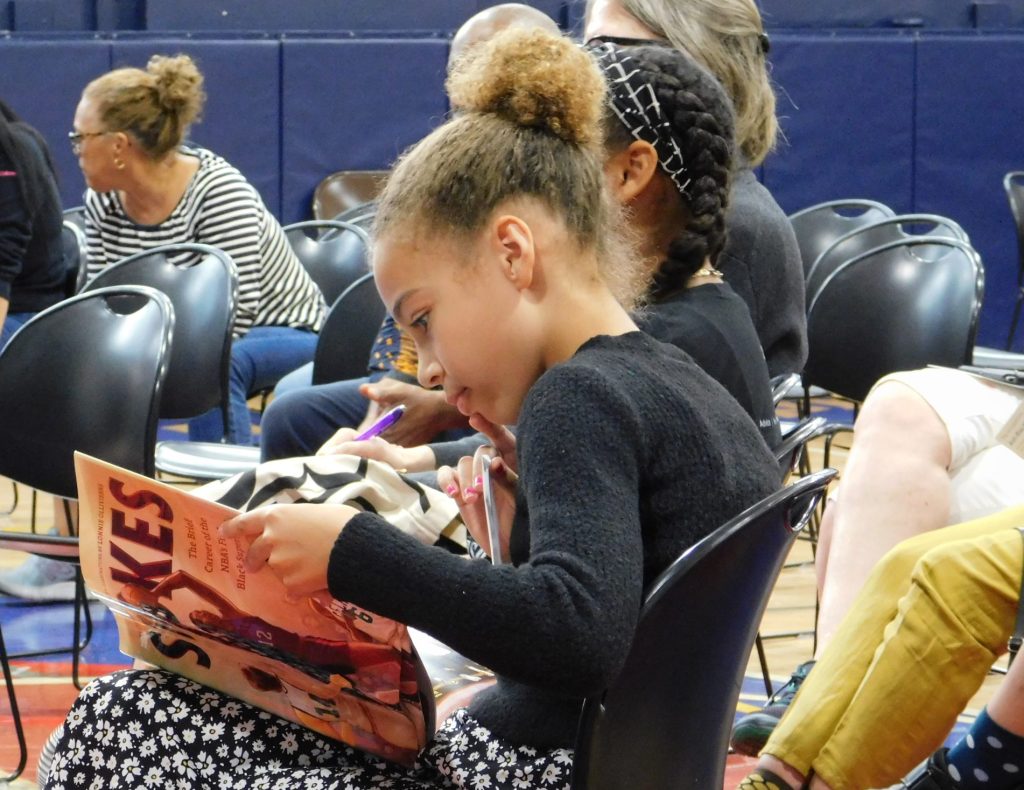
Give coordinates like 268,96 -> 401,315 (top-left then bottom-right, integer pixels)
219,510 -> 268,539
244,534 -> 273,573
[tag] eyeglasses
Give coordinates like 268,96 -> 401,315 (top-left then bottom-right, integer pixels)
585,34 -> 671,48
586,32 -> 770,55
68,130 -> 109,155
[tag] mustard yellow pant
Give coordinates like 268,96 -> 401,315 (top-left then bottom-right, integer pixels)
763,506 -> 1024,790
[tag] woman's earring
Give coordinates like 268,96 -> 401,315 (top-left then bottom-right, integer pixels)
114,157 -> 126,170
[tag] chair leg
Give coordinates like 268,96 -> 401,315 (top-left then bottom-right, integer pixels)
754,634 -> 773,697
62,497 -> 93,690
1007,289 -> 1024,351
71,568 -> 94,691
0,625 -> 29,783
0,481 -> 17,518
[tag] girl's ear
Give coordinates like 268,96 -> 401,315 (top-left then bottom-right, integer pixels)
605,139 -> 659,204
492,214 -> 536,290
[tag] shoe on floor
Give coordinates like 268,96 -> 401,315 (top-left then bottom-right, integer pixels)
730,660 -> 816,757
0,552 -> 82,601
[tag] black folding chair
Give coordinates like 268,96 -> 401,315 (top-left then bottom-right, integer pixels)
0,286 -> 174,782
571,469 -> 836,789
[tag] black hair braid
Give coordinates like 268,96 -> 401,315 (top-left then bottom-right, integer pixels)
649,79 -> 733,299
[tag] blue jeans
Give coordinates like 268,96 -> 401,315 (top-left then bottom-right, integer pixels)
272,361 -> 314,398
189,326 -> 318,445
0,311 -> 34,352
260,371 -> 386,461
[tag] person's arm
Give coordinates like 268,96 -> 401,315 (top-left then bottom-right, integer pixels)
194,172 -> 265,335
222,366 -> 646,696
150,570 -> 242,619
0,164 -> 31,312
358,378 -> 469,446
327,367 -> 646,696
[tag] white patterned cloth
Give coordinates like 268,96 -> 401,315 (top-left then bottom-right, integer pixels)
44,670 -> 573,789
196,454 -> 465,551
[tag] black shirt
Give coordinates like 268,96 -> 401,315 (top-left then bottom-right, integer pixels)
328,332 -> 779,748
639,281 -> 781,449
0,125 -> 64,313
719,168 -> 808,377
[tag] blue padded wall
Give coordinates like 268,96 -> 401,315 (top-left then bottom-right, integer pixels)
915,35 -> 1024,347
4,28 -> 1022,347
147,0 -> 477,32
759,1 -> 1024,29
280,38 -> 450,223
10,0 -> 95,31
96,0 -> 145,31
477,0 -> 566,27
0,38 -> 111,208
762,34 -> 916,216
111,39 -> 282,216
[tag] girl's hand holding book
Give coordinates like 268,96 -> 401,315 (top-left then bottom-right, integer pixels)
219,503 -> 360,596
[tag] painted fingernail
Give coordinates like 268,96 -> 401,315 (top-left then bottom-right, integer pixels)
445,483 -> 458,497
474,475 -> 483,487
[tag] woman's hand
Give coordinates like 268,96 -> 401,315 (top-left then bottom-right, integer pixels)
316,427 -> 436,472
437,429 -> 517,562
219,504 -> 360,596
359,379 -> 469,446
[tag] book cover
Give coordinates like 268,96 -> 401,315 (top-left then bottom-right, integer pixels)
74,451 -> 431,766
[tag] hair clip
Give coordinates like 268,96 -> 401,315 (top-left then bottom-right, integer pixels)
759,33 -> 771,55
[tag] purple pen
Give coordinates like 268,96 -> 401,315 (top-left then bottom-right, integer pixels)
354,404 -> 406,441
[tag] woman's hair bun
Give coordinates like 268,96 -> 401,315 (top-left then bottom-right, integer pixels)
146,53 -> 205,123
446,27 -> 606,146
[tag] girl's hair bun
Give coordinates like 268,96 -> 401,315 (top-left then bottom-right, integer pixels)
146,53 -> 205,124
446,27 -> 606,146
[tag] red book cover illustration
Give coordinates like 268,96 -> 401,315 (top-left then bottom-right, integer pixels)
73,451 -> 434,766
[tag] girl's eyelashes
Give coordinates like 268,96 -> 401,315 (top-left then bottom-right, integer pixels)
411,312 -> 430,332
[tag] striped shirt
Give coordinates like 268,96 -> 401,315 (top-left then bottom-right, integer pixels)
84,146 -> 325,337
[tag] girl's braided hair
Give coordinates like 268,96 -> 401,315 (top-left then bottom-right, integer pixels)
601,43 -> 735,299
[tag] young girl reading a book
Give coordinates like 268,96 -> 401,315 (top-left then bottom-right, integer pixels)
44,28 -> 777,789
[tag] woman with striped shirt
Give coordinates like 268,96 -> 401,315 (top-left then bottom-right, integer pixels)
73,53 -> 325,445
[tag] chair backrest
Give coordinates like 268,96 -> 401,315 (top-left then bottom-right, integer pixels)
0,286 -> 173,499
1005,172 -> 1024,286
283,219 -> 370,305
312,170 -> 387,220
83,243 -> 237,421
61,220 -> 88,296
330,200 -> 378,233
804,237 -> 984,402
312,272 -> 387,386
571,468 -> 836,790
62,205 -> 87,232
769,372 -> 801,407
789,199 -> 895,277
806,213 -> 969,305
774,415 -> 827,483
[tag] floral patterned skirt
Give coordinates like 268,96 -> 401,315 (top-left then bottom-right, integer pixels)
43,670 -> 574,789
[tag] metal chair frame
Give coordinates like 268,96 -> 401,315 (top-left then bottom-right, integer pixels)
0,286 -> 173,782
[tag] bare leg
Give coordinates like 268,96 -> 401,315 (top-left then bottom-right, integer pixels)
815,381 -> 951,654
